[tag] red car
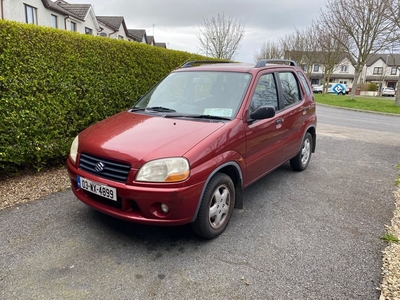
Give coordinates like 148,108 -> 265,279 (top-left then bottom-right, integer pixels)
67,59 -> 317,239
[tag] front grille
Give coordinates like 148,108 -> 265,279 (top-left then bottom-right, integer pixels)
79,153 -> 130,183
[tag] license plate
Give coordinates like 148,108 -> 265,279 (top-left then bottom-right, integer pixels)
77,176 -> 117,201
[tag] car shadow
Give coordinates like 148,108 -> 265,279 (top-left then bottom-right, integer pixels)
79,162 -> 296,248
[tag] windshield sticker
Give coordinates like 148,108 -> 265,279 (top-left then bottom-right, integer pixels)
204,108 -> 233,117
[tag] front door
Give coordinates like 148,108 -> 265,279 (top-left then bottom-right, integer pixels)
244,72 -> 286,186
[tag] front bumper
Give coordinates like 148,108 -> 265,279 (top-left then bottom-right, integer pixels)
67,158 -> 204,226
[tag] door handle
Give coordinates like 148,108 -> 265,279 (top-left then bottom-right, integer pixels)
276,118 -> 284,125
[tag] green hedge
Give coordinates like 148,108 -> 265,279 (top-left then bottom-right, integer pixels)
0,20 -> 206,174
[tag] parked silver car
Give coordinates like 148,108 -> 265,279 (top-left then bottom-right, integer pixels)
382,87 -> 395,97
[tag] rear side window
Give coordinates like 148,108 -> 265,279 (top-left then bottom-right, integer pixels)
297,71 -> 312,97
278,72 -> 300,108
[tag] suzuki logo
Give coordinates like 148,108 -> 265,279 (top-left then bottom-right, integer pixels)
95,162 -> 105,172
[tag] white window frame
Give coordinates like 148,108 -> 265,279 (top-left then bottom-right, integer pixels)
85,27 -> 93,35
70,21 -> 77,32
25,4 -> 37,24
51,15 -> 58,28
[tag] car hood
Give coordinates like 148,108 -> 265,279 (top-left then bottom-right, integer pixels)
78,111 -> 225,168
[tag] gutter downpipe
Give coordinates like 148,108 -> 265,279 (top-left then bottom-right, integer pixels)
109,29 -> 118,37
64,15 -> 70,30
1,0 -> 4,20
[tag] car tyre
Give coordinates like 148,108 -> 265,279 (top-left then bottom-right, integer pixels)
290,132 -> 312,171
192,173 -> 235,239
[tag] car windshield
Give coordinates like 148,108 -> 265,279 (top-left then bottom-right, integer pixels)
133,71 -> 252,119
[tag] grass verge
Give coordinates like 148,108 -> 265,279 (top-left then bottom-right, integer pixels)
314,94 -> 400,115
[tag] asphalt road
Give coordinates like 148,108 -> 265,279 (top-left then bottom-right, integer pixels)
1,105 -> 399,300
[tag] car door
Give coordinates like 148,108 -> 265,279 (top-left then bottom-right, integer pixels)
244,72 -> 287,186
275,70 -> 309,162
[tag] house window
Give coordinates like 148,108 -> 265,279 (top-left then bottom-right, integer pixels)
70,22 -> 77,32
391,67 -> 397,75
25,4 -> 37,24
373,67 -> 383,75
340,65 -> 348,72
313,64 -> 319,72
85,27 -> 93,35
51,15 -> 58,28
301,65 -> 307,72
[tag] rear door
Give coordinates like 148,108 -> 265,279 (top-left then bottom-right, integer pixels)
275,70 -> 309,161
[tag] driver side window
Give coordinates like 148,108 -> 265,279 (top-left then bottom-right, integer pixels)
250,73 -> 278,113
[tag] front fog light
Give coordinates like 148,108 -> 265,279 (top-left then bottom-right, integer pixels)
161,204 -> 169,214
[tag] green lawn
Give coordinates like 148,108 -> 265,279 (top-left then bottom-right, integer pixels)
314,94 -> 400,115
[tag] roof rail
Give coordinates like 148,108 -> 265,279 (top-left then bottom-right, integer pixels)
180,60 -> 233,68
255,59 -> 297,68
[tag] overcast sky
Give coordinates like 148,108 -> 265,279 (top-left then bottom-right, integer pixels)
71,0 -> 327,63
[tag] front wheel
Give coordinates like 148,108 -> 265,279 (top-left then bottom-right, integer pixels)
290,132 -> 313,171
192,173 -> 235,239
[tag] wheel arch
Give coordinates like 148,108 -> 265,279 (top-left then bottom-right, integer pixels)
306,125 -> 317,153
191,161 -> 244,223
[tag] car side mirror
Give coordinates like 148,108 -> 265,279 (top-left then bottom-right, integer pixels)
250,106 -> 275,121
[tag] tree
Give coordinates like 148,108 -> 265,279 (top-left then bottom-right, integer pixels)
320,0 -> 395,100
384,0 -> 400,106
253,40 -> 284,62
197,13 -> 245,60
313,21 -> 350,94
281,26 -> 320,78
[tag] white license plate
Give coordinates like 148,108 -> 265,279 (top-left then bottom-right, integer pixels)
77,176 -> 117,201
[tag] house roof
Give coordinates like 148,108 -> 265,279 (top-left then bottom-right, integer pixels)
155,42 -> 167,48
285,50 -> 356,65
41,0 -> 78,19
146,35 -> 154,45
41,0 -> 90,21
96,16 -> 125,31
127,29 -> 146,42
366,54 -> 400,66
56,1 -> 91,20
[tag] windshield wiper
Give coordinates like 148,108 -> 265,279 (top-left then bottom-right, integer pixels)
146,106 -> 176,113
190,114 -> 231,120
129,107 -> 146,112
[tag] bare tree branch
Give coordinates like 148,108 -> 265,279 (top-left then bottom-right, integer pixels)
320,0 -> 395,99
197,13 -> 245,60
384,0 -> 400,106
253,40 -> 284,62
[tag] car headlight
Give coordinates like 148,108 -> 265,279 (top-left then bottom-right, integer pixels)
69,135 -> 79,163
136,158 -> 189,182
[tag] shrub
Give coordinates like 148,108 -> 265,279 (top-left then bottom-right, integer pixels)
0,20 -> 206,174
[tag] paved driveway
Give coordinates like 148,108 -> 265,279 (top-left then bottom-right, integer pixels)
1,105 -> 398,299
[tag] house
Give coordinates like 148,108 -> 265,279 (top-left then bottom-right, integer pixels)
146,35 -> 155,46
308,55 -> 356,87
127,29 -> 147,43
0,0 -> 168,47
155,42 -> 167,49
361,54 -> 400,90
96,16 -> 134,41
1,0 -> 100,35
